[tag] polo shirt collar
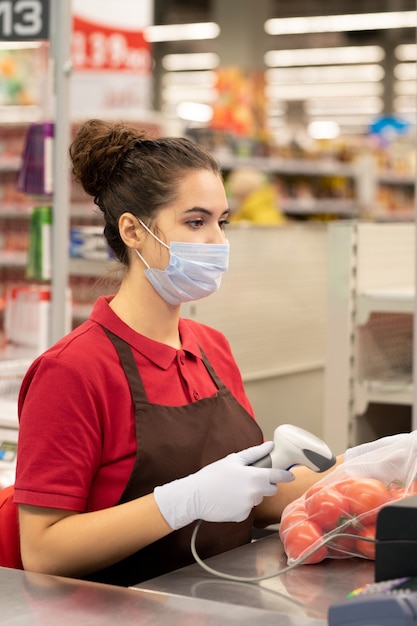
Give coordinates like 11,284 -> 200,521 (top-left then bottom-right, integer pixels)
90,296 -> 202,370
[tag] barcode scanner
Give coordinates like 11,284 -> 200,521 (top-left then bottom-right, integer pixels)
252,424 -> 336,472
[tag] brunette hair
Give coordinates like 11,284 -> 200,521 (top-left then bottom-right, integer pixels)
69,119 -> 221,265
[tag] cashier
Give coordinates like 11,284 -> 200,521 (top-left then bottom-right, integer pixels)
14,119 -> 339,588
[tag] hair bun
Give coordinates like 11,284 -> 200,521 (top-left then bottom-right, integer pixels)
70,119 -> 146,198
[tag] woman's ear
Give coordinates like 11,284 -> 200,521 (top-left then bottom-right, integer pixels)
118,213 -> 143,248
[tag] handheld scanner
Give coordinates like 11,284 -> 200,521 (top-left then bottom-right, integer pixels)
253,424 -> 336,472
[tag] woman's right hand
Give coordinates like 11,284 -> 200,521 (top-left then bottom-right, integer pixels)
154,441 -> 294,530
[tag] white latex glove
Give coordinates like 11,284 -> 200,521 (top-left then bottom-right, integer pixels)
154,441 -> 294,530
344,431 -> 412,463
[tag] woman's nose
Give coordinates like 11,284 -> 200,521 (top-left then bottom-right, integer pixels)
207,225 -> 227,244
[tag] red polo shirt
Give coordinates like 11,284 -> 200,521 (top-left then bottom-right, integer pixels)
14,296 -> 254,513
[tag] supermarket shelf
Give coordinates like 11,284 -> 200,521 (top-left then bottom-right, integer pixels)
0,206 -> 32,218
69,257 -> 117,277
216,153 -> 356,177
70,202 -> 102,220
0,399 -> 19,430
356,285 -> 415,325
282,197 -> 357,216
0,156 -> 21,171
378,171 -> 415,186
0,252 -> 115,276
72,302 -> 94,320
0,250 -> 27,267
372,210 -> 415,222
355,379 -> 414,415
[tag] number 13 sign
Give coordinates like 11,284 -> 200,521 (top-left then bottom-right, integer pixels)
0,0 -> 49,40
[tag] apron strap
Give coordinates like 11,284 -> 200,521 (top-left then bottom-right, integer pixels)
102,327 -> 147,408
198,346 -> 225,391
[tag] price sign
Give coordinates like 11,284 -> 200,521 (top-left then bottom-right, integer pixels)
0,0 -> 49,40
72,16 -> 152,73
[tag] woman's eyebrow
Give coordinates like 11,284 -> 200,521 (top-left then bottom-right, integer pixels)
183,207 -> 230,216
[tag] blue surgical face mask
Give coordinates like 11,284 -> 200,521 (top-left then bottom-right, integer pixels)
135,220 -> 230,306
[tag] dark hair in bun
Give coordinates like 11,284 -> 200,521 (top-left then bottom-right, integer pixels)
69,119 -> 221,265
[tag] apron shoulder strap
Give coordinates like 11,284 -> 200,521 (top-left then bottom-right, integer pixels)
101,327 -> 148,405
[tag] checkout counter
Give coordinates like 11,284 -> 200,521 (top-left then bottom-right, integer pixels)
1,533 -> 374,625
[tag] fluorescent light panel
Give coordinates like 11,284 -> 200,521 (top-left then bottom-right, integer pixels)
162,71 -> 217,87
395,44 -> 417,61
308,121 -> 340,139
306,98 -> 383,114
309,114 -> 381,125
144,22 -> 220,42
395,95 -> 417,112
0,41 -> 43,50
395,105 -> 416,114
266,64 -> 384,84
265,11 -> 416,35
266,82 -> 383,99
395,81 -> 416,95
162,53 -> 219,71
162,85 -> 217,103
177,102 -> 213,123
394,63 -> 417,80
265,46 -> 385,67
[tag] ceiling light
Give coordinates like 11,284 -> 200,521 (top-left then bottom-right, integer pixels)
308,115 -> 380,126
177,102 -> 213,123
162,71 -> 217,87
266,65 -> 384,84
0,42 -> 44,50
266,82 -> 383,100
306,98 -> 383,115
308,121 -> 340,139
265,46 -> 385,67
144,22 -> 220,42
162,85 -> 217,104
265,11 -> 416,35
394,63 -> 417,81
394,96 -> 417,114
394,81 -> 416,96
162,53 -> 219,71
395,43 -> 417,61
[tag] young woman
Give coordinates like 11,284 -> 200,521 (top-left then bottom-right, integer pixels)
14,119 -> 381,587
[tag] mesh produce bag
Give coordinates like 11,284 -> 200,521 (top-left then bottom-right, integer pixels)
279,431 -> 417,565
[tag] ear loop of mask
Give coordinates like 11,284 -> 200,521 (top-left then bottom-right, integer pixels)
135,219 -> 169,269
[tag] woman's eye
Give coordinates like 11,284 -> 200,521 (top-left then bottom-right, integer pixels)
219,218 -> 230,229
187,219 -> 204,229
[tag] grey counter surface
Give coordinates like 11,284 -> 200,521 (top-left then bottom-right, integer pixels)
1,564 -> 299,626
134,533 -> 375,624
1,534 -> 374,625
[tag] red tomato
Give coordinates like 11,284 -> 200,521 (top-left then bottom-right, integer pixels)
345,478 -> 390,525
279,505 -> 308,538
327,524 -> 357,557
284,519 -> 328,564
305,486 -> 350,531
356,524 -> 376,560
336,478 -> 356,496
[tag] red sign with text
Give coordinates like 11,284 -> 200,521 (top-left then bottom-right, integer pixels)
72,16 -> 152,73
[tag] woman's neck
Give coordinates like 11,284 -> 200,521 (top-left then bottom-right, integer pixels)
109,278 -> 182,349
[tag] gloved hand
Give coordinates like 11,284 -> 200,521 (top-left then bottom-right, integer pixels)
154,441 -> 294,530
344,431 -> 413,463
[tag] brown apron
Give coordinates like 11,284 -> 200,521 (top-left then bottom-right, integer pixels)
85,328 -> 264,587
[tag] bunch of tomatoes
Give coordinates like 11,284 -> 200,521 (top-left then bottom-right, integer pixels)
279,476 -> 417,565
